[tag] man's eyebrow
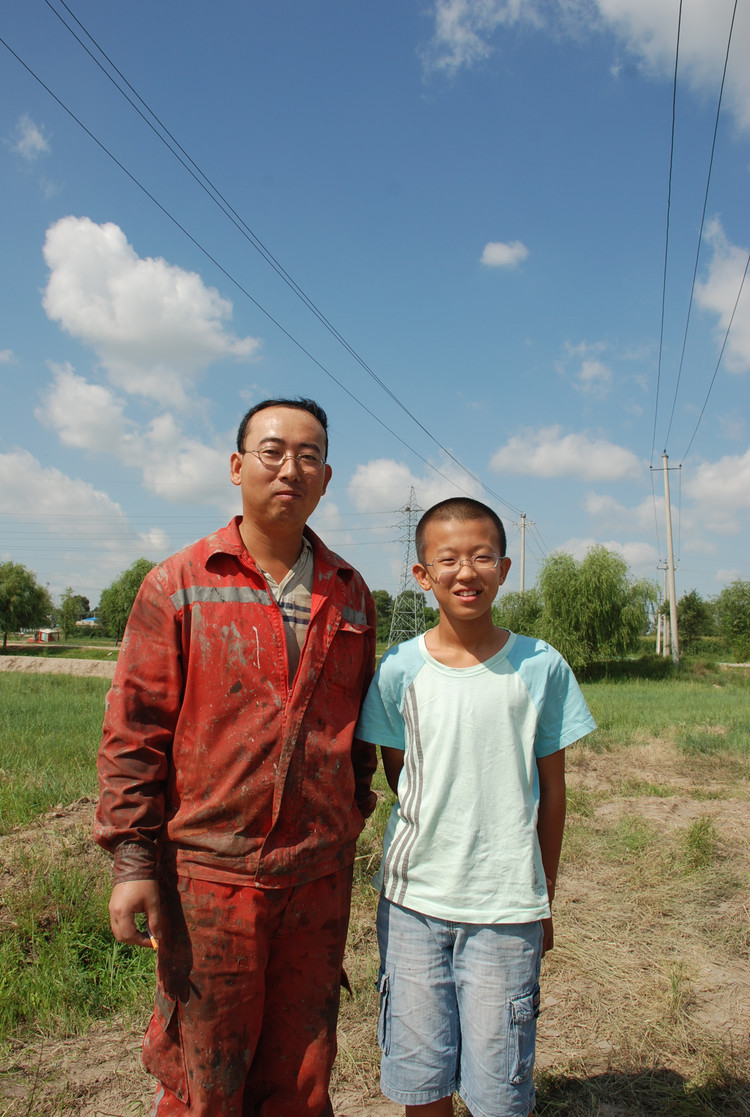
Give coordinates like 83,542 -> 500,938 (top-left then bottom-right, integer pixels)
255,436 -> 324,451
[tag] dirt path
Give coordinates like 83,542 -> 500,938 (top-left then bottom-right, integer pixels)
0,655 -> 117,678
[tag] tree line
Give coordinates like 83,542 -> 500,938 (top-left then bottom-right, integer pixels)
1,550 -> 748,664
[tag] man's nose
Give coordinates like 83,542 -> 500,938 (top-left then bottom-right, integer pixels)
278,453 -> 303,478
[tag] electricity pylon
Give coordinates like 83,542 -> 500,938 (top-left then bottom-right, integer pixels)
387,488 -> 426,646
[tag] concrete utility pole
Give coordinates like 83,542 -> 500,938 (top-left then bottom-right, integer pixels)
512,513 -> 533,594
662,453 -> 680,665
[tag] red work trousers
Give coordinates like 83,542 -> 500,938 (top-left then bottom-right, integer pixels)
144,864 -> 353,1117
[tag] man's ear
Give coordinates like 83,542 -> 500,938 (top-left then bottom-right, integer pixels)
230,451 -> 243,487
413,563 -> 432,592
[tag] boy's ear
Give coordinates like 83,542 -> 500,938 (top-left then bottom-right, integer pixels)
498,557 -> 512,585
413,562 -> 432,592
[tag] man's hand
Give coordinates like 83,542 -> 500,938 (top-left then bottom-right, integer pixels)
109,879 -> 162,949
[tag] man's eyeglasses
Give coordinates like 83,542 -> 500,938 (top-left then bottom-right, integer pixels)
424,553 -> 501,582
243,447 -> 326,474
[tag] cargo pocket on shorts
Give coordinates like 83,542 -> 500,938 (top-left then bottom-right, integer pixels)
376,968 -> 391,1056
143,983 -> 190,1104
507,985 -> 540,1085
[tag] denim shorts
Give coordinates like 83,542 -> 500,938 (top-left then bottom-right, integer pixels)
376,896 -> 542,1117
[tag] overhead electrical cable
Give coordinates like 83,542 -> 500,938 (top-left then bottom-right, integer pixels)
650,0 -> 683,466
1,33 -> 522,517
35,0 -> 522,517
663,0 -> 739,452
681,249 -> 750,463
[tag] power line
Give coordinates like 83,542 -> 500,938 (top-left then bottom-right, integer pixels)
663,0 -> 740,452
650,0 -> 683,466
24,1 -> 524,518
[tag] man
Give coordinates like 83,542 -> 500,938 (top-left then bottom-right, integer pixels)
95,398 -> 377,1117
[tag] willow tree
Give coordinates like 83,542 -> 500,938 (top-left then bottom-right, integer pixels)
535,546 -> 656,670
0,562 -> 54,651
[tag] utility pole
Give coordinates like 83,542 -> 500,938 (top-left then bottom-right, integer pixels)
656,561 -> 668,657
512,513 -> 533,594
388,488 -> 426,647
662,453 -> 680,665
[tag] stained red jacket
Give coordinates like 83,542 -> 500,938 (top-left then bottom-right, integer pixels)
94,518 -> 377,888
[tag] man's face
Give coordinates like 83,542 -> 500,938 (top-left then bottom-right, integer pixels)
230,406 -> 332,533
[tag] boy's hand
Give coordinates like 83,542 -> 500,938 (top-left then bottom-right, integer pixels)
541,915 -> 554,956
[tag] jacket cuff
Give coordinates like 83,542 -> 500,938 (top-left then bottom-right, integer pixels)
112,840 -> 159,884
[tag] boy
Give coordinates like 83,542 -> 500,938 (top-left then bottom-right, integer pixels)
355,497 -> 596,1117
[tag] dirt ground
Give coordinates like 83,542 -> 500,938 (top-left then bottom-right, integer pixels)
1,663 -> 749,1114
0,654 -> 117,678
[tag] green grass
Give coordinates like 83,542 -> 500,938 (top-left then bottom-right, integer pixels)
0,673 -> 109,833
581,674 -> 750,756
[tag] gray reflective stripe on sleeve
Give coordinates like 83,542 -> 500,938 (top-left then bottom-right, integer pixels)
341,606 -> 368,626
170,586 -> 272,608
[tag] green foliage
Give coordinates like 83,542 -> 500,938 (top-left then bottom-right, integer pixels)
534,546 -> 657,670
715,579 -> 750,662
371,589 -> 393,643
97,558 -> 156,641
492,587 -> 543,635
0,561 -> 54,651
677,589 -> 715,653
57,587 -> 90,639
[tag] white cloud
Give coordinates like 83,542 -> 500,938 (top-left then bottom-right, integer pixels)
8,114 -> 50,161
42,217 -> 261,406
684,445 -> 750,523
480,240 -> 529,268
36,363 -> 135,456
348,457 -> 482,513
695,220 -> 750,373
0,349 -> 16,364
575,358 -> 613,398
556,534 -> 659,571
422,0 -> 539,74
490,425 -> 642,480
423,1 -> 750,131
583,491 -> 654,531
0,448 -> 128,531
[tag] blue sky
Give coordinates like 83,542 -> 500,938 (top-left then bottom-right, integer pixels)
1,0 -> 749,609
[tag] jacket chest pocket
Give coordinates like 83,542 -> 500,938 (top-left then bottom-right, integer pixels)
320,621 -> 370,696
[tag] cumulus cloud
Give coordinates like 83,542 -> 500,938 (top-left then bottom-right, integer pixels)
555,535 -> 659,571
42,217 -> 260,406
423,1 -> 750,131
480,240 -> 529,268
695,220 -> 750,373
348,457 -> 482,513
7,114 -> 50,161
37,364 -> 234,508
684,445 -> 750,525
583,491 -> 654,531
0,349 -> 16,364
0,448 -> 128,528
490,425 -> 642,481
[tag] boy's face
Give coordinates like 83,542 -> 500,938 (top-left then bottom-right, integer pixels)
413,516 -> 511,621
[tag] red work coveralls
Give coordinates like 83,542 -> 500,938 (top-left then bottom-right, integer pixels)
94,518 -> 377,1115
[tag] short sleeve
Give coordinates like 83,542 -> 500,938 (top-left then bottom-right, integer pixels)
533,649 -> 597,757
355,644 -> 421,751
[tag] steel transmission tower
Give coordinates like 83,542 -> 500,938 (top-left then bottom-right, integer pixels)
388,488 -> 427,646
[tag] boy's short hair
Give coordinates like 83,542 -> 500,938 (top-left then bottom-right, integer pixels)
415,498 -> 507,563
237,398 -> 329,458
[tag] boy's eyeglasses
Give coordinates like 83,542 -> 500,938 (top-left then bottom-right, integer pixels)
243,447 -> 326,474
424,553 -> 501,582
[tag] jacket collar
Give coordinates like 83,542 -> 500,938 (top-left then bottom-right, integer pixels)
207,516 -> 355,579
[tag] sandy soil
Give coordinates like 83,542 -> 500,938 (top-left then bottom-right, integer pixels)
0,655 -> 117,678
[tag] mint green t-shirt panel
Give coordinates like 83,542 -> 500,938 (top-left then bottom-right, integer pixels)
356,632 -> 597,924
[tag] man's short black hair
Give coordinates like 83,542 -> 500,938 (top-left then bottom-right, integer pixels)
236,398 -> 329,458
415,498 -> 507,563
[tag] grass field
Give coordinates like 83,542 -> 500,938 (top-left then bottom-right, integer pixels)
1,664 -> 749,1115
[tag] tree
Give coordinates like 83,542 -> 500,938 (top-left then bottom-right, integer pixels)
0,562 -> 54,651
371,589 -> 394,644
676,589 -> 714,653
58,588 -> 90,639
98,558 -> 156,642
535,546 -> 657,670
493,588 -> 544,636
715,579 -> 750,662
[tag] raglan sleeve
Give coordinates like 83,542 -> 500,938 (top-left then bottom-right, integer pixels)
355,648 -> 407,751
93,565 -> 183,883
534,649 -> 597,758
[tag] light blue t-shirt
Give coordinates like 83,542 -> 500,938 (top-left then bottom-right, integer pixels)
356,631 -> 596,924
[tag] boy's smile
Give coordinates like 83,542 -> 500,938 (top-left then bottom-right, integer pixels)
413,516 -> 511,623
